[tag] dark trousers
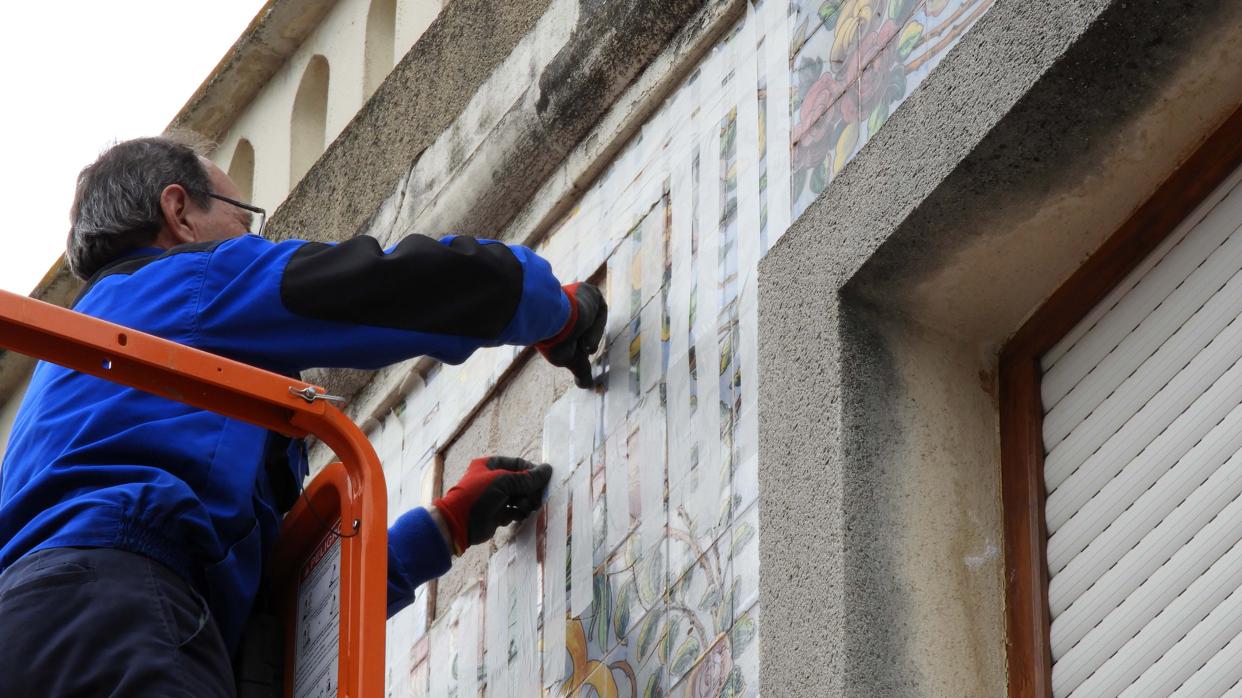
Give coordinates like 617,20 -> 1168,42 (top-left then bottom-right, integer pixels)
0,547 -> 236,697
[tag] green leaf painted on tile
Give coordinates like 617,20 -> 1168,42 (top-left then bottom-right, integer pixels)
715,581 -> 737,629
868,105 -> 889,135
638,553 -> 663,603
731,522 -> 756,558
663,616 -> 682,660
818,0 -> 845,30
638,610 -> 663,659
792,168 -> 809,203
591,573 -> 614,649
644,673 -> 665,698
887,0 -> 918,21
730,613 -> 757,654
720,668 -> 747,697
897,20 -> 924,59
810,164 -> 828,196
699,583 -> 722,612
614,579 -> 635,639
671,636 -> 701,676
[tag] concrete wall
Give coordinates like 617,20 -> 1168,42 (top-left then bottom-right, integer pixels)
759,0 -> 1242,694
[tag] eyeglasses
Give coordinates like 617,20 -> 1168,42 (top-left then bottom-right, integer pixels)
204,192 -> 267,238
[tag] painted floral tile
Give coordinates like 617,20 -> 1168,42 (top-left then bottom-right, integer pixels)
726,604 -> 761,698
606,531 -> 668,650
666,466 -> 733,591
905,0 -> 995,87
728,505 -> 760,623
855,26 -> 915,146
789,2 -> 933,214
790,75 -> 861,216
666,531 -> 737,689
663,602 -> 757,698
578,590 -> 670,698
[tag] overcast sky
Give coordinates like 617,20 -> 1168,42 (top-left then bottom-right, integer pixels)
0,1 -> 268,295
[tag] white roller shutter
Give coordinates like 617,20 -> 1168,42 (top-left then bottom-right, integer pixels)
1040,164 -> 1242,698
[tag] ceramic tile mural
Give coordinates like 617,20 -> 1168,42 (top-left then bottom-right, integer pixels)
790,0 -> 996,217
362,1 -> 993,694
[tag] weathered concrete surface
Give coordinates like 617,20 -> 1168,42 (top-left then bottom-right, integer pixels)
758,0 -> 1242,694
397,0 -> 706,245
506,0 -> 743,249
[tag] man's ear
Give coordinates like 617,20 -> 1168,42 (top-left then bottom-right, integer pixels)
156,183 -> 196,246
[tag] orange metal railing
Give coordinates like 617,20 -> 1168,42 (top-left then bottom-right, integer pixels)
0,289 -> 386,698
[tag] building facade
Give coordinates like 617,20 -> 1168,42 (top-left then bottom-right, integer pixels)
2,0 -> 1241,696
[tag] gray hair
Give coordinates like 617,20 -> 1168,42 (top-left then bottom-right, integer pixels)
66,137 -> 214,279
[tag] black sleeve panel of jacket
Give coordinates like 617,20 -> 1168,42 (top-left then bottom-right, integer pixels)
279,235 -> 524,339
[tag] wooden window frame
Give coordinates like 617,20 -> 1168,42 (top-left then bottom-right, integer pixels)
999,102 -> 1242,698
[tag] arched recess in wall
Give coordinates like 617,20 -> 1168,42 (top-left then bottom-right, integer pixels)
228,139 -> 255,203
290,55 -> 330,186
363,0 -> 397,98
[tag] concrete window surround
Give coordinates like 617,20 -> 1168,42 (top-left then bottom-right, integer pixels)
758,0 -> 1242,694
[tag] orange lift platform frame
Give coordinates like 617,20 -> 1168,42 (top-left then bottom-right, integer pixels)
0,288 -> 387,698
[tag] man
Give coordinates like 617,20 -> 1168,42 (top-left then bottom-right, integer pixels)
0,137 -> 606,696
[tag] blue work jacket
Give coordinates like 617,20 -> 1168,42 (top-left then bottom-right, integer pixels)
0,233 -> 569,653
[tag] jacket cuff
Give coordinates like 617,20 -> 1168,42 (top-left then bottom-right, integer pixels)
388,507 -> 452,601
535,286 -> 577,350
497,245 -> 571,345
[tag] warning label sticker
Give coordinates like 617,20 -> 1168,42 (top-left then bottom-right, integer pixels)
294,528 -> 341,698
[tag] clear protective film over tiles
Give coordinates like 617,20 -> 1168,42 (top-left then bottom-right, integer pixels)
368,1 -> 993,695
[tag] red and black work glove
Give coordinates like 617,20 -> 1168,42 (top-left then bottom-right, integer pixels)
432,456 -> 553,555
536,282 -> 607,389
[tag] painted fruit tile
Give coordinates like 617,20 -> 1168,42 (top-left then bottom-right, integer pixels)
855,0 -> 920,72
854,30 -> 911,151
561,615 -> 607,696
667,634 -> 735,698
791,79 -> 862,219
789,19 -> 853,137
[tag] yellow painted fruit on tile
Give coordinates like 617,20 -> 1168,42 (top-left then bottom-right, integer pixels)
563,619 -> 598,693
830,0 -> 882,66
832,122 -> 860,175
897,19 -> 924,58
581,664 -> 622,698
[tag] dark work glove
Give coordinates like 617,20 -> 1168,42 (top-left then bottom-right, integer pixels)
536,282 -> 607,388
432,456 -> 553,555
